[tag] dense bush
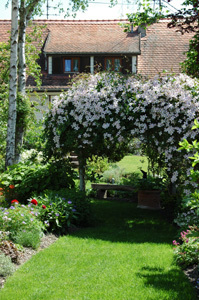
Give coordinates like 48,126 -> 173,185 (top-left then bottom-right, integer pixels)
0,159 -> 75,203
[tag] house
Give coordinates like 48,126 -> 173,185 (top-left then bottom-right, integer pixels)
0,18 -> 194,117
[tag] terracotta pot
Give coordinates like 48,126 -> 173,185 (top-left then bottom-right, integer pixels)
137,190 -> 161,210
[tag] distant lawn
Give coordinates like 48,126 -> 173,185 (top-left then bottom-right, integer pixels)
0,200 -> 197,300
116,154 -> 148,174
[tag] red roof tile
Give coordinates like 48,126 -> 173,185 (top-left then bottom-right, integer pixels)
43,20 -> 140,54
137,20 -> 194,77
0,20 -> 11,43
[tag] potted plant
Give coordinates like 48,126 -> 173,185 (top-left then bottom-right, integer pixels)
135,174 -> 163,210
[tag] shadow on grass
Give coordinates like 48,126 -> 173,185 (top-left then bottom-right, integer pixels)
72,199 -> 177,244
137,266 -> 197,300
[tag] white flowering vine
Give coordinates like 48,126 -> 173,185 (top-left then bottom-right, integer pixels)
44,72 -> 199,192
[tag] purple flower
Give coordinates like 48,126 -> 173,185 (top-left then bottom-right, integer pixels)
55,213 -> 59,216
62,197 -> 66,200
10,206 -> 15,209
72,209 -> 76,212
21,214 -> 24,217
22,221 -> 26,224
68,201 -> 72,204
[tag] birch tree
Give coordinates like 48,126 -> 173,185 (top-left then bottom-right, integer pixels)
15,0 -> 42,163
14,0 -> 95,163
4,0 -> 91,166
5,0 -> 19,168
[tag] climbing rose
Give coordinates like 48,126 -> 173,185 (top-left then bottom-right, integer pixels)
31,199 -> 38,206
9,185 -> 15,189
11,199 -> 19,204
42,205 -> 46,209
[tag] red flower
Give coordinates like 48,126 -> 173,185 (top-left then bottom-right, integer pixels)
0,187 -> 3,191
11,199 -> 19,204
31,199 -> 38,206
42,205 -> 46,209
9,185 -> 15,189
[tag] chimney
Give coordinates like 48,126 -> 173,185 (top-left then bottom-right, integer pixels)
138,23 -> 146,37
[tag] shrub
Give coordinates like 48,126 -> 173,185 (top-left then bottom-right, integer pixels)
0,158 -> 75,203
32,189 -> 92,233
101,165 -> 126,184
86,155 -> 109,182
0,251 -> 16,277
13,229 -> 41,249
173,226 -> 199,268
174,191 -> 199,232
0,203 -> 44,248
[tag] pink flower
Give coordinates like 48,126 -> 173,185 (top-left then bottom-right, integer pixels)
31,199 -> 38,206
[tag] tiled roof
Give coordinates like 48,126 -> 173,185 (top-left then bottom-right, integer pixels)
0,19 -> 194,86
137,20 -> 194,77
0,20 -> 11,42
43,19 -> 140,54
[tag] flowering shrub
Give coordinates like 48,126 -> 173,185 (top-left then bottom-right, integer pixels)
125,73 -> 199,190
44,72 -> 132,190
44,72 -> 199,192
30,192 -> 79,234
173,226 -> 199,268
33,189 -> 91,229
174,209 -> 199,231
0,203 -> 45,249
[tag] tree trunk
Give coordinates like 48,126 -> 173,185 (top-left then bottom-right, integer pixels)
15,0 -> 26,163
79,157 -> 86,192
14,0 -> 42,163
5,0 -> 19,168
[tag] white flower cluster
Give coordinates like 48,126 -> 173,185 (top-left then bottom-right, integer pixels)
125,73 -> 199,184
45,72 -> 199,186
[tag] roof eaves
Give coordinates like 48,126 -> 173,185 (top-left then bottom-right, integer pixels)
44,51 -> 141,55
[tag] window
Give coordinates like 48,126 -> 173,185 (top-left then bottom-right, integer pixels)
105,58 -> 121,71
64,58 -> 79,72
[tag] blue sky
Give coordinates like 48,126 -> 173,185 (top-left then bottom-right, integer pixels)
0,0 -> 185,20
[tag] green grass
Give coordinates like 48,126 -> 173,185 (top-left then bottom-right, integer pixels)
116,155 -> 148,174
1,200 -> 197,300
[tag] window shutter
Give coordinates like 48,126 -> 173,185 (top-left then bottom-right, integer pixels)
132,56 -> 137,74
48,56 -> 52,74
90,56 -> 94,74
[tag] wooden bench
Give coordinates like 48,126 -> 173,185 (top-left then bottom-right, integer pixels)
91,183 -> 136,199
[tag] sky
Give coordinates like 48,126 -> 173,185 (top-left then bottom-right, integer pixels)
0,0 -> 185,20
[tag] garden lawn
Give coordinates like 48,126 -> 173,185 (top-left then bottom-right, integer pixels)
0,200 -> 197,300
116,155 -> 148,174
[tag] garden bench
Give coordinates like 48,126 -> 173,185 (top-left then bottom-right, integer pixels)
91,183 -> 136,199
